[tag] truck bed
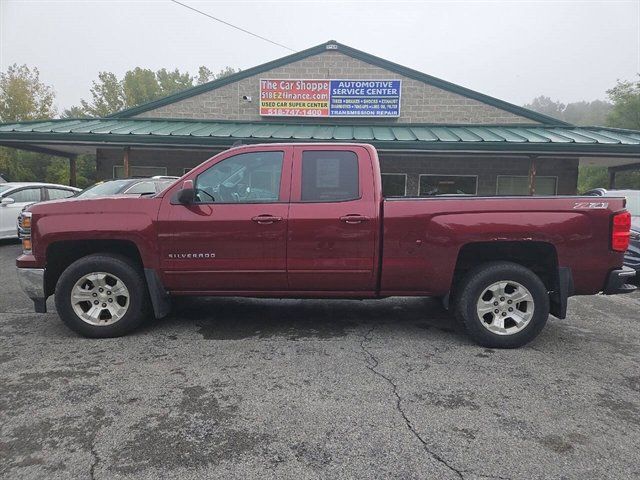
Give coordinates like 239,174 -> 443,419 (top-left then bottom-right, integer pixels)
380,195 -> 627,296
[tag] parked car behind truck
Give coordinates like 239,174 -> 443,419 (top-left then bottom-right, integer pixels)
585,188 -> 640,278
16,143 -> 636,348
0,182 -> 80,239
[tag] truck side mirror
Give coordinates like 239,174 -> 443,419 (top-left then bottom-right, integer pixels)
1,197 -> 15,207
173,180 -> 196,205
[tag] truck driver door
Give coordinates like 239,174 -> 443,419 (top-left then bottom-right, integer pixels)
157,148 -> 292,292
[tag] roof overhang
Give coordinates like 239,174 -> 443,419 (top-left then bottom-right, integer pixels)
1,119 -> 639,167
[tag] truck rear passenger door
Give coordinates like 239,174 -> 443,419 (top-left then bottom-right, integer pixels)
287,146 -> 378,292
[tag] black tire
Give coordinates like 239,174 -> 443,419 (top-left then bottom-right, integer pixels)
454,261 -> 549,348
54,254 -> 149,338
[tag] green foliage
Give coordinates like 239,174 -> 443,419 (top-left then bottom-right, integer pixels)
79,66 -> 239,117
523,96 -> 612,126
606,76 -> 640,130
562,100 -> 612,126
523,96 -> 565,121
577,166 -> 609,193
61,105 -> 89,119
122,68 -> 161,107
196,66 -> 239,85
156,68 -> 193,95
81,71 -> 125,117
44,155 -> 96,188
0,64 -> 56,122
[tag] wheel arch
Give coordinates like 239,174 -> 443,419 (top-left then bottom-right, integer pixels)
450,241 -> 571,318
44,239 -> 144,297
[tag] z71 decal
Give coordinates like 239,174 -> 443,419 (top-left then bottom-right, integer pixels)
573,202 -> 609,209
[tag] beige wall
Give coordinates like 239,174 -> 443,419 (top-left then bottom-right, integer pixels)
135,51 -> 536,125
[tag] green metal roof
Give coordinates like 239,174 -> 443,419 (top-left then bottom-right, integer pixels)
1,118 -> 640,155
106,41 -> 566,126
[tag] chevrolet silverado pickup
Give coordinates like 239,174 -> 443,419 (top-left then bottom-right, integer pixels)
16,143 -> 636,348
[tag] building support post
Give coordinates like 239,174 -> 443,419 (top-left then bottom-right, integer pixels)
528,156 -> 537,196
608,168 -> 616,189
69,155 -> 77,187
123,147 -> 130,178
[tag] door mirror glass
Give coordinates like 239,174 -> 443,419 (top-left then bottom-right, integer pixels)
174,180 -> 196,205
0,197 -> 15,206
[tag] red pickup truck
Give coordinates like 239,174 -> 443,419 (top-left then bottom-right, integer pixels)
16,143 -> 635,348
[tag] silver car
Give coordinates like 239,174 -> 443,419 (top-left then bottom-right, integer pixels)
0,182 -> 80,239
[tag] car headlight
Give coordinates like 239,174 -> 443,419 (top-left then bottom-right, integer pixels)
20,211 -> 33,254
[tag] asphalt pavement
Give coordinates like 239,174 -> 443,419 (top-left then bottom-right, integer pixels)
1,239 -> 639,479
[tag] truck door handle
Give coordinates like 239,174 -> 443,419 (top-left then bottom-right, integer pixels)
252,215 -> 283,225
340,214 -> 369,224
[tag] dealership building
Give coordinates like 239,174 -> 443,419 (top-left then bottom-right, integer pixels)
1,40 -> 639,195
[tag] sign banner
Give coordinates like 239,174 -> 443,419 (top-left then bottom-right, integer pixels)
259,79 -> 401,117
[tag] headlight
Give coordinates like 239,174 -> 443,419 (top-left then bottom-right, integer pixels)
20,211 -> 33,254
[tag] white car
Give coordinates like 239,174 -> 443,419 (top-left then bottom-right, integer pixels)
0,182 -> 81,239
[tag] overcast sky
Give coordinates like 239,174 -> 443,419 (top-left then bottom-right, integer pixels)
1,0 -> 639,113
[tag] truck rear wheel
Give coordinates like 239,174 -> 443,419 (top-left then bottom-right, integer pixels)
454,261 -> 549,348
54,254 -> 149,338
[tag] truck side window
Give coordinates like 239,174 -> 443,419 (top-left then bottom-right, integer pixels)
301,151 -> 359,202
195,151 -> 283,203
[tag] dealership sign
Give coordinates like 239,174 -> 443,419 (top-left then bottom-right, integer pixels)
259,79 -> 401,117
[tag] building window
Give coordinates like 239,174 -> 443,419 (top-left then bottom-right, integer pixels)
113,165 -> 168,179
381,173 -> 407,197
419,174 -> 477,196
496,176 -> 557,196
301,150 -> 359,202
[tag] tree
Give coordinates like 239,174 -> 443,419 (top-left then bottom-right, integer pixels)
156,68 -> 193,95
0,64 -> 56,122
78,66 -> 239,117
0,64 -> 61,183
81,71 -> 125,117
61,105 -> 89,119
562,100 -> 612,126
122,67 -> 161,108
523,96 -> 565,122
196,66 -> 239,84
606,76 -> 640,130
523,96 -> 612,126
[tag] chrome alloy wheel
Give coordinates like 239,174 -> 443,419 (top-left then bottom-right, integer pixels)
476,280 -> 535,336
70,272 -> 130,326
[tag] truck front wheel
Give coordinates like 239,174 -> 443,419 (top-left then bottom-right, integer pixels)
454,262 -> 549,348
54,254 -> 149,338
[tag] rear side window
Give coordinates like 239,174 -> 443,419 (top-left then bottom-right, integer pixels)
9,188 -> 41,203
47,188 -> 75,200
301,151 -> 359,202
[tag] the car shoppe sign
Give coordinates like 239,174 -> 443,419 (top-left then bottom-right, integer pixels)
259,79 -> 401,117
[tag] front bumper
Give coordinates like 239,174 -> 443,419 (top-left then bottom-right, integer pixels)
16,267 -> 47,313
603,266 -> 637,295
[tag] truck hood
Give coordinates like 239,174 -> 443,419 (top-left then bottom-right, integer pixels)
27,195 -> 160,215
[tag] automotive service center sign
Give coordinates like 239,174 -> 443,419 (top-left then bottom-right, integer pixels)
259,79 -> 401,117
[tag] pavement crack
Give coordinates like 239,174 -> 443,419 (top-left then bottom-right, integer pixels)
359,326 -> 464,480
89,438 -> 101,480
